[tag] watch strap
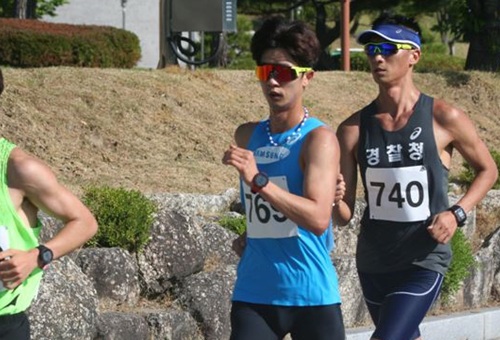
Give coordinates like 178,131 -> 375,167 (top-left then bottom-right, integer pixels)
36,244 -> 53,270
251,172 -> 269,194
448,204 -> 467,227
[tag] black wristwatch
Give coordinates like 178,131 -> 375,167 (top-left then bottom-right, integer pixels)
36,244 -> 54,270
448,205 -> 467,227
251,172 -> 269,194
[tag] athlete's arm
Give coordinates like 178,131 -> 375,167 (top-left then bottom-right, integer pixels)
224,125 -> 339,236
333,113 -> 360,226
257,126 -> 339,235
439,102 -> 498,212
224,122 -> 256,256
0,148 -> 97,289
428,100 -> 498,243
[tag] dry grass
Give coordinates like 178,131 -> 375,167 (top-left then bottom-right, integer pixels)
0,66 -> 499,199
4,66 -> 498,318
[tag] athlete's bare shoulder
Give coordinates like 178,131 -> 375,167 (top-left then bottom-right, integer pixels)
305,124 -> 338,146
432,98 -> 467,126
7,147 -> 54,187
234,121 -> 259,148
337,110 -> 361,151
338,110 -> 361,129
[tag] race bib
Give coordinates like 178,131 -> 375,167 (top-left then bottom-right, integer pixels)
0,226 -> 9,292
366,166 -> 430,222
242,176 -> 298,239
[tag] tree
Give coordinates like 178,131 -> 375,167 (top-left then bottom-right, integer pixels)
237,0 -> 500,71
0,0 -> 68,18
465,0 -> 500,71
14,0 -> 35,18
400,0 -> 468,56
238,0 -> 409,69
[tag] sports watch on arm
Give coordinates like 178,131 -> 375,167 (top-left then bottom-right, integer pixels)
448,204 -> 467,227
251,172 -> 269,194
36,244 -> 54,270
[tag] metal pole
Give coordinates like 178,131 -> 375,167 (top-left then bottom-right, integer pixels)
341,0 -> 350,72
158,0 -> 178,68
121,0 -> 127,30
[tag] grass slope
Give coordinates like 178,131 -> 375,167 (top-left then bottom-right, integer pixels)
1,66 -> 499,197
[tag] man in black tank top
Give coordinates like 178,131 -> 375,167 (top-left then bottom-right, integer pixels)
333,13 -> 498,340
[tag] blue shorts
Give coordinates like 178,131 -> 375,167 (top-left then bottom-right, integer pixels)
358,267 -> 443,340
230,301 -> 345,340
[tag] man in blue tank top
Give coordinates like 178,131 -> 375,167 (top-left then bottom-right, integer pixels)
0,68 -> 98,339
334,13 -> 498,340
222,16 -> 345,340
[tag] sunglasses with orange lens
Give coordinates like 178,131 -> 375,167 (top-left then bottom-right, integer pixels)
255,64 -> 312,83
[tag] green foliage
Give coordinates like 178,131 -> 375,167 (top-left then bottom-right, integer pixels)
458,149 -> 500,190
0,19 -> 141,68
36,0 -> 68,18
349,52 -> 371,72
83,186 -> 157,253
329,51 -> 370,72
218,215 -> 246,235
338,50 -> 464,73
226,15 -> 254,70
441,229 -> 476,304
415,53 -> 466,73
0,0 -> 68,19
422,43 -> 447,55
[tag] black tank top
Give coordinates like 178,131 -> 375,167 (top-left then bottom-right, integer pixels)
357,93 -> 451,275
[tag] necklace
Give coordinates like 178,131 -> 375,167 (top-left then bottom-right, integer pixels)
266,107 -> 309,147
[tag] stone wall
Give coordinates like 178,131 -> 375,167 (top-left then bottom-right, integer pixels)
25,189 -> 500,339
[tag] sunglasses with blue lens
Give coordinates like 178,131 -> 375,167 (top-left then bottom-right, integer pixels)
364,42 -> 414,56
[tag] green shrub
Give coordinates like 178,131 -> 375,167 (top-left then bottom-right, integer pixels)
350,52 -> 370,72
457,149 -> 500,189
339,50 -> 465,73
329,52 -> 370,72
415,53 -> 466,73
226,15 -> 254,70
0,19 -> 140,68
421,43 -> 448,55
218,215 -> 246,235
83,186 -> 157,253
441,229 -> 476,304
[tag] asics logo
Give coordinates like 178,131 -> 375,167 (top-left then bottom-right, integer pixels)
410,127 -> 422,140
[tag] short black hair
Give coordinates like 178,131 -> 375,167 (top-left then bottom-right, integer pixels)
251,16 -> 321,67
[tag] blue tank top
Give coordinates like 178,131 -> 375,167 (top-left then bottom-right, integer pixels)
232,116 -> 341,306
357,93 -> 452,275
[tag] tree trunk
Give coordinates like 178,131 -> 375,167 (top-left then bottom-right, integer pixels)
208,33 -> 228,68
14,0 -> 36,19
465,0 -> 500,71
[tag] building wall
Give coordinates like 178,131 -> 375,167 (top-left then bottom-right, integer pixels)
43,0 -> 160,69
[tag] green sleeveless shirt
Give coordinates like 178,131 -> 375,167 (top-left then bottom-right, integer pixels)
0,138 -> 43,315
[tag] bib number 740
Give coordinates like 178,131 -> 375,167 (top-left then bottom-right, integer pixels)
366,166 -> 430,222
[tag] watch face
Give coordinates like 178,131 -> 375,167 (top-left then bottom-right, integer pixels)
38,245 -> 53,267
42,250 -> 53,263
254,173 -> 269,187
455,208 -> 466,222
450,205 -> 467,226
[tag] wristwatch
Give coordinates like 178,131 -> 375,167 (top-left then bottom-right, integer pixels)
36,244 -> 54,270
251,172 -> 269,194
448,205 -> 467,227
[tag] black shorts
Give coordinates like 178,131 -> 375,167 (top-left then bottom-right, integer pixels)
230,301 -> 345,340
0,311 -> 30,340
